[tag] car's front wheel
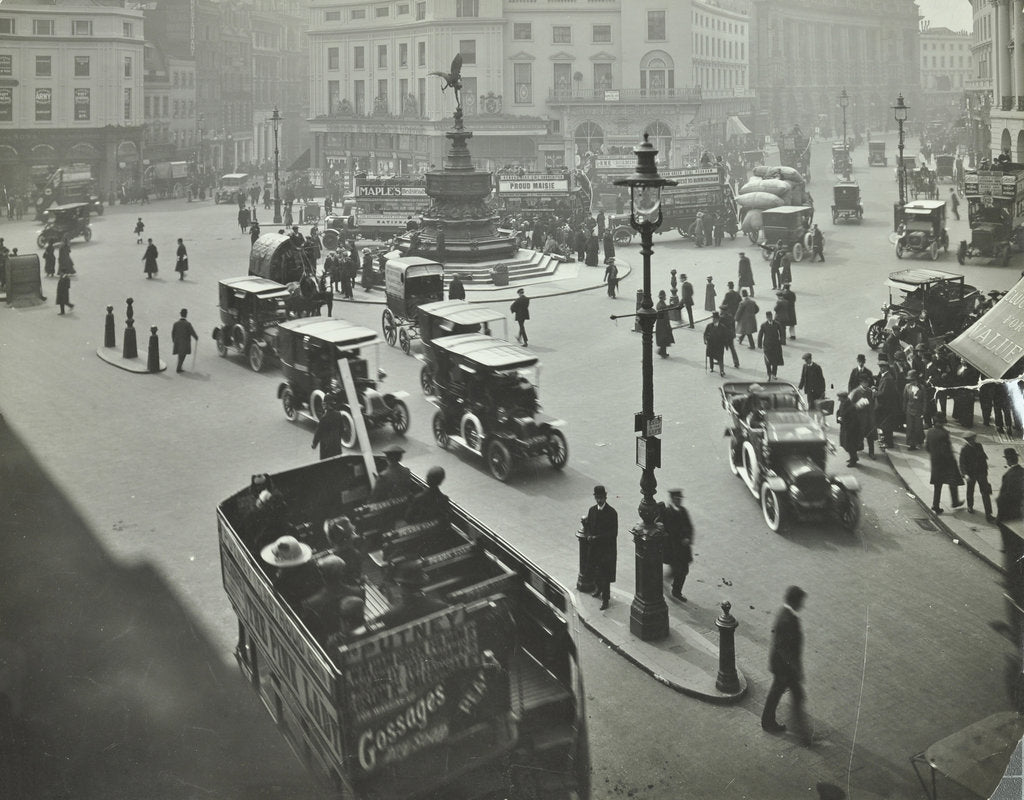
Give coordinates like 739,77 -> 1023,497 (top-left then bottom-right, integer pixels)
281,388 -> 298,421
215,329 -> 228,357
390,399 -> 410,435
760,482 -> 784,532
486,438 -> 513,482
726,437 -> 740,476
432,411 -> 450,449
420,365 -> 435,395
338,409 -> 356,449
837,490 -> 861,531
547,430 -> 568,469
866,320 -> 886,350
741,440 -> 760,497
248,343 -> 265,372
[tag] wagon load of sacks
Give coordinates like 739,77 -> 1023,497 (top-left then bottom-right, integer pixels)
734,167 -> 810,230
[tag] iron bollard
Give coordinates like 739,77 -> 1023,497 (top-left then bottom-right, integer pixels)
104,305 -> 116,348
575,517 -> 596,594
147,325 -> 160,372
122,298 -> 137,359
669,269 -> 682,323
633,288 -> 643,333
715,600 -> 741,693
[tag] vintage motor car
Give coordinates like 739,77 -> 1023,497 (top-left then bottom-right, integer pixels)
831,144 -> 852,175
831,181 -> 863,224
36,203 -> 93,248
211,276 -> 292,372
934,154 -> 956,182
213,172 -> 251,205
721,381 -> 860,532
895,200 -> 949,260
868,141 -> 888,167
958,163 -> 1024,267
415,299 -> 508,394
865,268 -> 980,349
759,205 -> 814,262
427,332 -> 567,482
380,255 -> 446,354
276,318 -> 410,447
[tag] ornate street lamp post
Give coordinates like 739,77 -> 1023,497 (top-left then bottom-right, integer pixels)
893,93 -> 910,230
839,88 -> 849,158
271,106 -> 282,225
613,133 -> 677,642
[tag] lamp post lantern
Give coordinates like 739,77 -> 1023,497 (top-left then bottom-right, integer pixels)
271,106 -> 282,225
893,93 -> 910,230
612,133 -> 677,642
839,88 -> 849,157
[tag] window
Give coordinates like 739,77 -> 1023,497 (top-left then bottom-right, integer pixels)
72,20 -> 92,36
593,25 -> 611,43
553,63 -> 571,95
35,87 -> 52,121
124,56 -> 132,77
417,41 -> 426,67
123,22 -> 134,37
378,79 -> 387,102
74,56 -> 90,77
325,10 -> 341,21
459,40 -> 476,65
513,62 -> 532,104
594,63 -> 612,90
0,19 -> 13,35
375,6 -> 389,16
144,96 -> 150,118
36,56 -> 51,77
0,55 -> 11,76
647,10 -> 666,41
398,4 -> 409,14
378,45 -> 387,68
33,19 -> 54,36
328,47 -> 339,70
125,87 -> 132,120
416,2 -> 426,20
351,9 -> 366,19
354,46 -> 365,69
173,100 -> 179,118
354,80 -> 365,114
513,23 -> 531,40
399,43 -> 408,67
162,96 -> 168,117
456,0 -> 479,17
328,80 -> 339,113
553,26 -> 571,44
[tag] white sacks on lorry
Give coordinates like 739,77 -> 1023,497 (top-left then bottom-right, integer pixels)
740,209 -> 763,235
734,191 -> 785,210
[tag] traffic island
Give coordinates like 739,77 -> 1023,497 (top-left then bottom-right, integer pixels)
96,346 -> 166,373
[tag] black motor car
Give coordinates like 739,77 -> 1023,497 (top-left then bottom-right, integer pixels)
36,203 -> 93,248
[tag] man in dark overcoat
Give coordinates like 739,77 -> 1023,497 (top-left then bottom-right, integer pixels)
797,353 -> 825,411
142,239 -> 159,278
737,252 -> 754,296
656,290 -> 674,358
757,311 -> 785,380
583,485 -> 617,610
925,414 -> 964,514
836,390 -> 862,466
448,274 -> 466,301
704,311 -> 728,376
875,363 -> 901,450
662,489 -> 694,601
171,308 -> 198,373
680,273 -> 695,328
311,395 -> 344,460
761,585 -> 811,746
510,288 -> 530,346
997,448 -> 1024,523
959,432 -> 993,521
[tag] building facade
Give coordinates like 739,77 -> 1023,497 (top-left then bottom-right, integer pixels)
308,0 -> 734,189
919,25 -> 973,121
143,44 -> 197,164
984,0 -> 1024,159
749,0 -> 921,140
690,0 -> 756,145
0,0 -> 145,195
966,0 -> 993,158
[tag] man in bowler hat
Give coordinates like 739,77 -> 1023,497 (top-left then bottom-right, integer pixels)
582,486 -> 618,610
170,308 -> 198,373
762,585 -> 811,746
662,488 -> 694,601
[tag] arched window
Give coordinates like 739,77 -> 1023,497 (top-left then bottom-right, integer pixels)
640,51 -> 675,97
644,121 -> 673,165
574,121 -> 604,161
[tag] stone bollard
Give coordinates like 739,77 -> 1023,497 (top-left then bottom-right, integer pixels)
123,298 -> 137,359
715,600 -> 741,693
575,516 -> 596,594
147,325 -> 160,372
633,288 -> 643,333
104,305 -> 116,348
669,269 -> 682,323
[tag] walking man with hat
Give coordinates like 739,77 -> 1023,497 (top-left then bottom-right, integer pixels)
311,395 -> 344,460
737,252 -> 755,297
510,287 -> 531,346
171,308 -> 199,373
997,448 -> 1024,523
662,488 -> 694,601
761,585 -> 812,746
925,414 -> 964,515
959,432 -> 993,521
798,353 -> 826,412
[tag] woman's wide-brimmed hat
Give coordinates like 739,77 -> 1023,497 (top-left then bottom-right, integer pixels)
261,535 -> 313,568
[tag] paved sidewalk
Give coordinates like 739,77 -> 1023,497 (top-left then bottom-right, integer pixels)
886,417 -> 1022,574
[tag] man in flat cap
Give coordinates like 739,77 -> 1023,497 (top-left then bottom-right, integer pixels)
369,443 -> 415,502
798,352 -> 826,412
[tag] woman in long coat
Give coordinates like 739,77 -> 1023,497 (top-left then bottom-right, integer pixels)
584,232 -> 600,266
704,277 -> 717,312
175,238 -> 189,280
734,291 -> 759,348
602,229 -> 616,264
756,311 -> 785,379
655,290 -> 674,357
57,239 -> 75,276
43,242 -> 56,277
142,239 -> 158,278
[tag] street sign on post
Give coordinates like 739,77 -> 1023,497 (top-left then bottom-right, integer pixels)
636,436 -> 661,470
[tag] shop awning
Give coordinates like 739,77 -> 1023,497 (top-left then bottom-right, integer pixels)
287,148 -> 310,171
726,116 -> 752,138
948,276 -> 1024,378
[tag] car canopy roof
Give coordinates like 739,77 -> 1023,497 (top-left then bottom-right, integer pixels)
385,256 -> 444,279
763,411 -> 827,444
903,199 -> 946,213
220,276 -> 292,298
887,268 -> 964,287
278,317 -> 379,347
46,202 -> 91,212
763,205 -> 813,216
433,333 -> 539,370
417,300 -> 506,327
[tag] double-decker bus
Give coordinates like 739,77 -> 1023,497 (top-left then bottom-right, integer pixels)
493,170 -> 591,222
325,177 -> 429,241
217,454 -> 590,799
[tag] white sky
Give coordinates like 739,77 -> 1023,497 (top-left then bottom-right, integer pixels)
917,0 -> 973,32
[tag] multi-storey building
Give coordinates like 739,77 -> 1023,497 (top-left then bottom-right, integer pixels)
966,0 -> 993,158
308,0 -> 734,185
690,0 -> 756,144
0,0 -> 145,193
919,25 -> 973,121
749,0 -> 920,140
143,44 -> 197,163
983,0 -> 1024,159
